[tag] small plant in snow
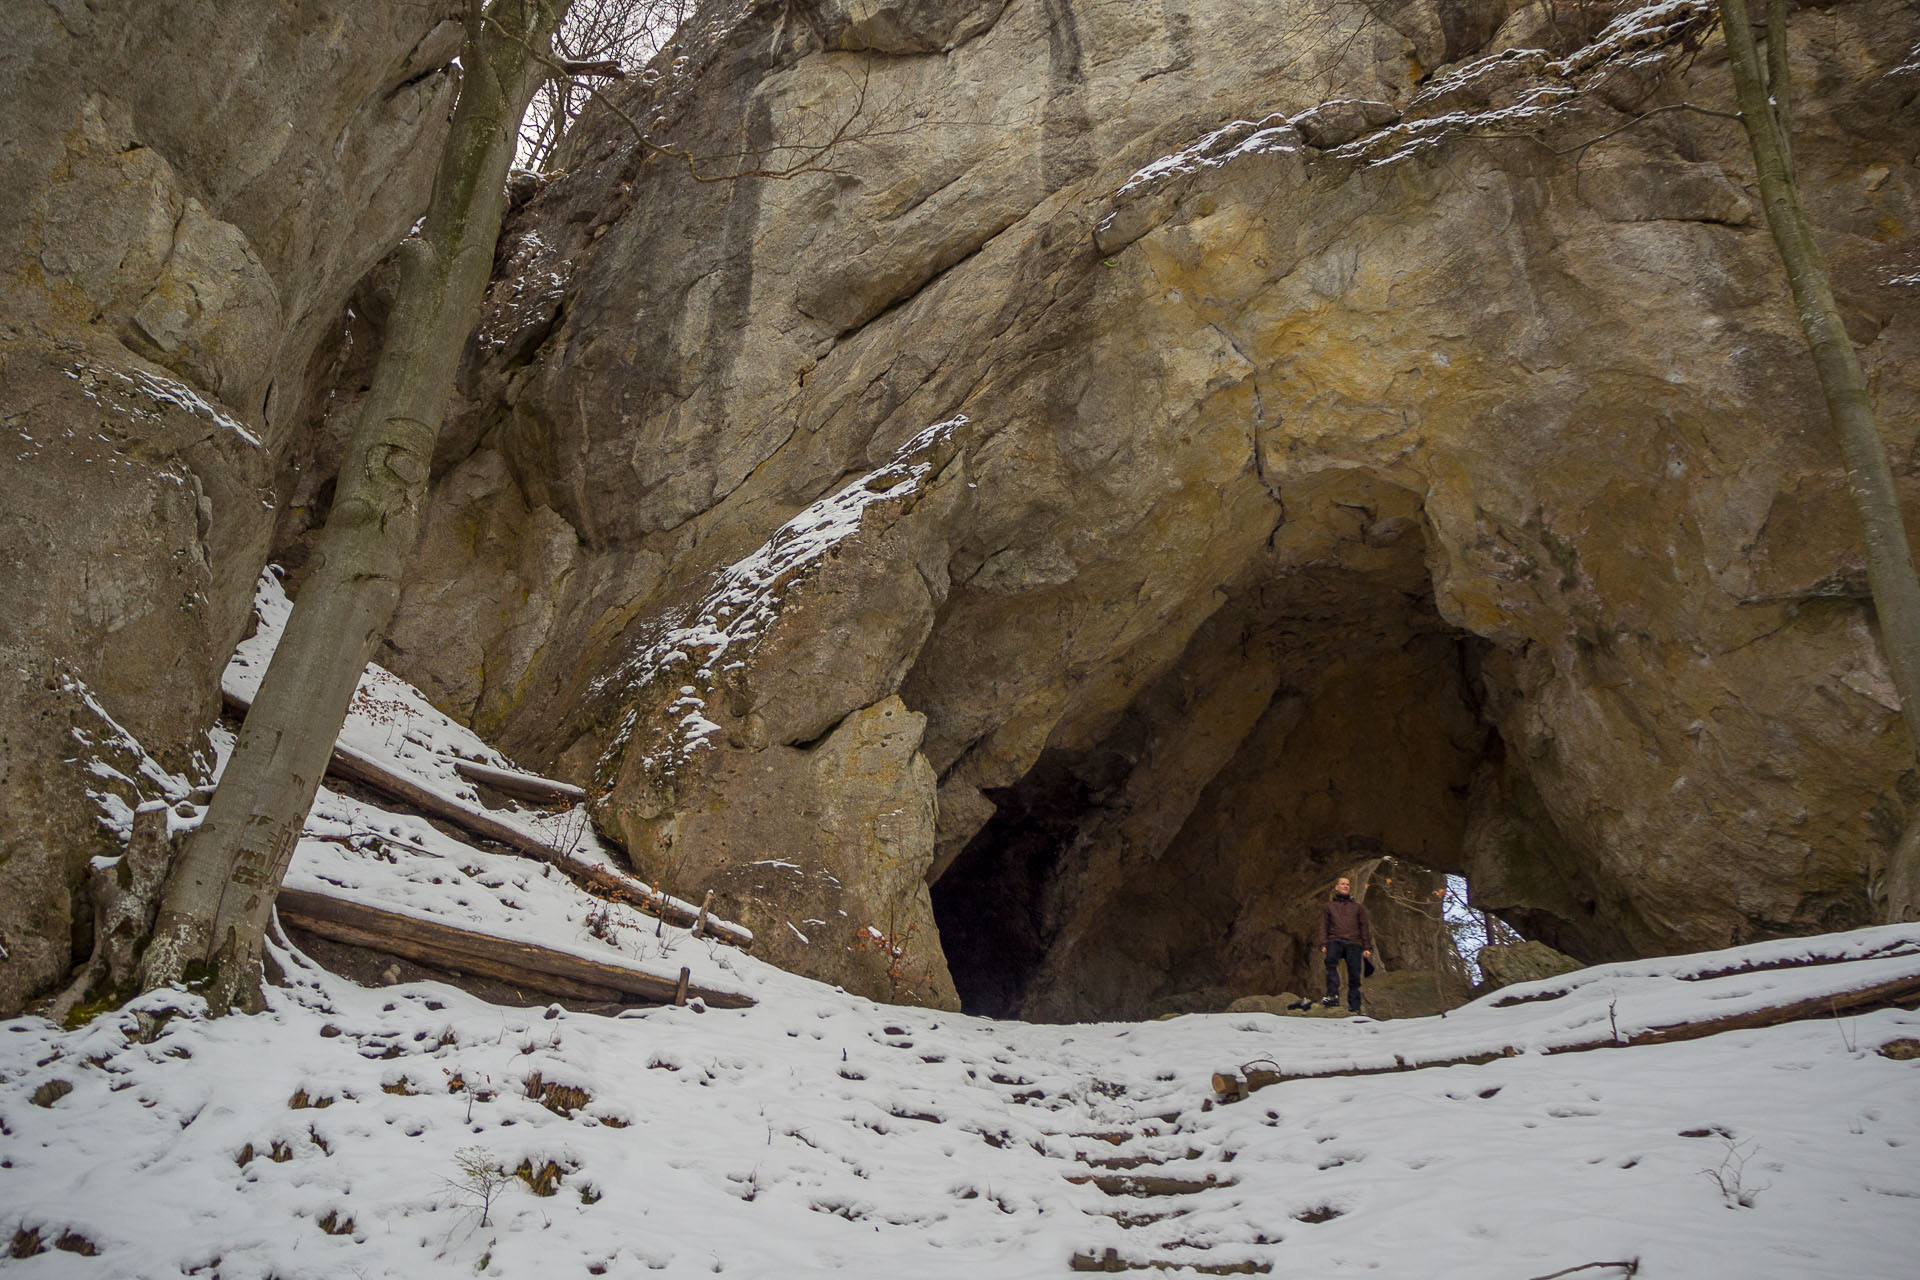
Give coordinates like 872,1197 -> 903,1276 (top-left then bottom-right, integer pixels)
447,1146 -> 510,1227
1701,1137 -> 1769,1209
443,1069 -> 492,1123
548,802 -> 596,861
1830,997 -> 1859,1055
583,899 -> 618,946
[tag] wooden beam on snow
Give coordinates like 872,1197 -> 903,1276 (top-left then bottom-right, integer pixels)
275,887 -> 754,1008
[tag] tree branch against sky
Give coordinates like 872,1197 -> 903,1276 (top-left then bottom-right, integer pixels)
518,0 -> 695,169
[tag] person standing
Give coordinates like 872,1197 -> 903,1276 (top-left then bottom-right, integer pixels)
1319,875 -> 1373,1012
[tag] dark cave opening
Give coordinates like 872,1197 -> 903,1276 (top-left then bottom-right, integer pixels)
931,666 -> 1511,1021
930,759 -> 1093,1020
927,470 -> 1523,1022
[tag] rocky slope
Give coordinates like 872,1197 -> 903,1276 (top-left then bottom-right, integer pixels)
375,0 -> 1920,1018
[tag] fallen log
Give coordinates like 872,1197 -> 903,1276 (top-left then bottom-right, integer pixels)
325,741 -> 757,946
454,758 -> 586,804
222,687 -> 752,949
285,917 -> 626,1003
1493,936 -> 1920,1007
1564,970 -> 1920,1053
1212,966 -> 1920,1099
275,887 -> 754,1009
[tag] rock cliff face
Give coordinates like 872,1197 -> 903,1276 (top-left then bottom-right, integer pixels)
384,0 -> 1920,1018
6,0 -> 1916,1023
0,1 -> 460,1013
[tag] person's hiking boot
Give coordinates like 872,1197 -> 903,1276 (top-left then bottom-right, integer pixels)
1322,996 -> 1337,1008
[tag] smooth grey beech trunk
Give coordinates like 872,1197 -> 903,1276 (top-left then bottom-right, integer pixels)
1718,0 -> 1920,921
137,0 -> 574,1009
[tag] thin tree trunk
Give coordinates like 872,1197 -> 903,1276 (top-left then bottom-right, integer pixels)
1764,0 -> 1792,177
138,0 -> 573,1009
1718,1 -> 1920,922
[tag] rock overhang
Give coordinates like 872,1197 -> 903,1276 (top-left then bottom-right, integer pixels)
376,0 -> 1920,1013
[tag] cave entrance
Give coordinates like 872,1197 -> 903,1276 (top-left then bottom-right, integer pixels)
929,469 -> 1511,1021
1346,863 -> 1524,991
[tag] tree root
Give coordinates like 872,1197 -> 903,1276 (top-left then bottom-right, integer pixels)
40,802 -> 173,1025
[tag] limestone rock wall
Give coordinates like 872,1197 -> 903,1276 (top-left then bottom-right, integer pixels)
0,1 -> 460,1013
1,0 -> 1908,1022
376,1 -> 1920,1013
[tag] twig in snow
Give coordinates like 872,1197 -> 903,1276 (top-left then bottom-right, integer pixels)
1526,1260 -> 1639,1280
1831,996 -> 1858,1054
1701,1137 -> 1769,1208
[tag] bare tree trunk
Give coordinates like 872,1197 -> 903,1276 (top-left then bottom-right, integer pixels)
1764,0 -> 1792,177
137,0 -> 574,1009
1717,0 -> 1920,921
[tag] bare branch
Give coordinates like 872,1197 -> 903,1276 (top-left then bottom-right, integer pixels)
1525,1263 -> 1640,1280
513,0 -> 692,168
588,61 -> 926,184
494,5 -> 898,181
560,57 -> 626,77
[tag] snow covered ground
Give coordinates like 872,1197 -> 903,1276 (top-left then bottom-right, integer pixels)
5,928 -> 1918,1278
7,575 -> 1920,1278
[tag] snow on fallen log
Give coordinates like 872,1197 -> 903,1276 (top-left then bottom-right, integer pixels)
324,740 -> 752,949
1211,929 -> 1920,1099
223,686 -> 753,950
275,887 -> 753,1009
452,758 -> 586,803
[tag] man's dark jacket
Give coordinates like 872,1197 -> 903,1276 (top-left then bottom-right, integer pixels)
1318,894 -> 1373,950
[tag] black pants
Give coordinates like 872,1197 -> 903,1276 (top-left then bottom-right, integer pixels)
1324,940 -> 1364,1011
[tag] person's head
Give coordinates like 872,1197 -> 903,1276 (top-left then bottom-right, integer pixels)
1334,876 -> 1352,898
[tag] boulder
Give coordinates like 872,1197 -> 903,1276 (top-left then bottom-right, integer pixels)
604,678 -> 960,1009
1477,940 -> 1586,992
1358,970 -> 1473,1020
